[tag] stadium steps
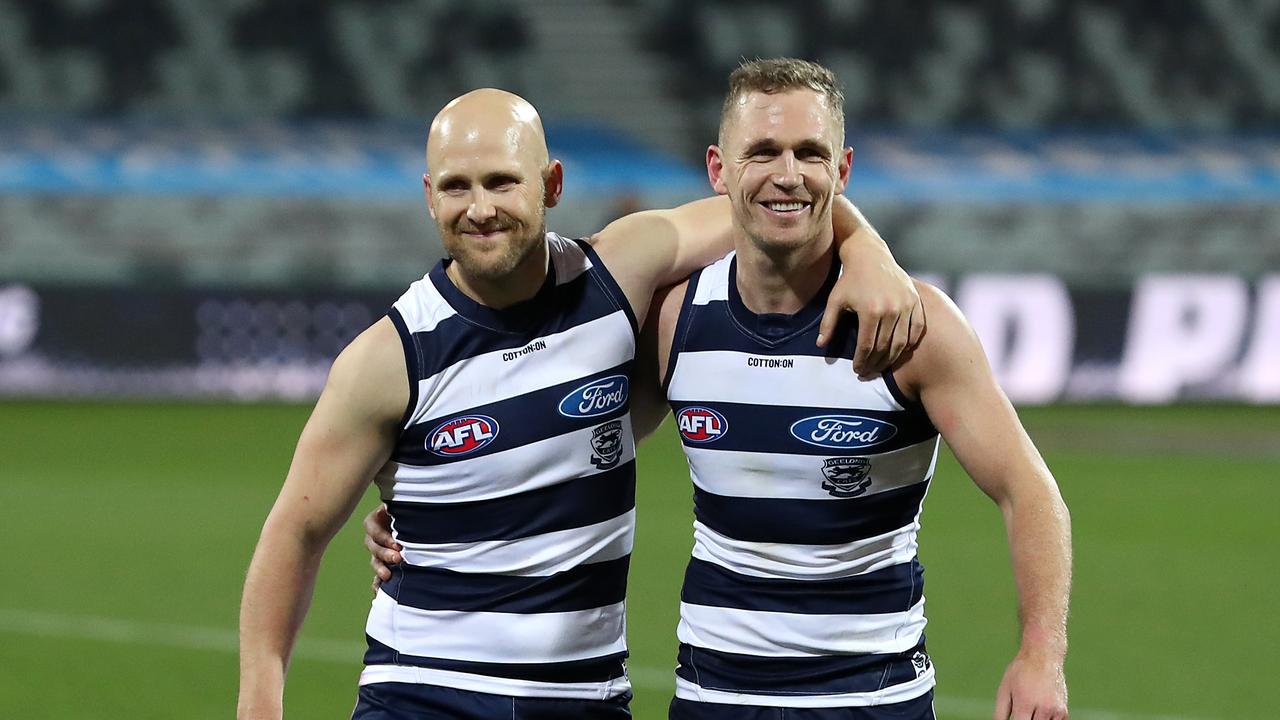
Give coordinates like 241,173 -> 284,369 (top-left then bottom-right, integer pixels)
519,0 -> 692,156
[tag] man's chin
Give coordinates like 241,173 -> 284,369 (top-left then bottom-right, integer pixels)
747,226 -> 819,252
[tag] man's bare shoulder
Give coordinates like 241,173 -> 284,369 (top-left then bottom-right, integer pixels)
322,316 -> 409,429
588,209 -> 677,248
892,280 -> 986,394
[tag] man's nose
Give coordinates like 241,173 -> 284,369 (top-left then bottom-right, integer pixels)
772,153 -> 802,189
466,190 -> 496,223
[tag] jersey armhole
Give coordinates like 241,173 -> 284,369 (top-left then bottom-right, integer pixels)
881,368 -> 935,431
661,270 -> 703,394
577,239 -> 640,337
386,307 -> 420,430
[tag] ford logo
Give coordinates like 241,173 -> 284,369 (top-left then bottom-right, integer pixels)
558,374 -> 630,418
789,415 -> 896,450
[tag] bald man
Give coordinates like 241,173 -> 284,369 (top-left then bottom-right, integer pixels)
237,89 -> 919,720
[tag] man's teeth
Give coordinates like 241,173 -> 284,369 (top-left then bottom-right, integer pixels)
765,202 -> 805,212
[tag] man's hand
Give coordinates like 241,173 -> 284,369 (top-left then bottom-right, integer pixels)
818,249 -> 924,377
993,651 -> 1069,720
363,504 -> 401,593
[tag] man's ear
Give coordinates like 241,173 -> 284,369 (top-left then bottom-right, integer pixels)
543,160 -> 564,208
422,173 -> 437,219
706,145 -> 729,195
835,147 -> 853,193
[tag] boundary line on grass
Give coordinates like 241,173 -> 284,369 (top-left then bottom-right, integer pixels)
0,608 -> 1206,720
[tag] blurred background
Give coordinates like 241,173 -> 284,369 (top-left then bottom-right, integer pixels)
0,1 -> 1277,719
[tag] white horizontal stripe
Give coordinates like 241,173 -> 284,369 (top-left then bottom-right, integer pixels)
677,598 -> 927,657
674,665 -> 934,708
393,274 -> 457,335
670,350 -> 906,411
380,414 -> 636,503
0,608 -> 1204,720
407,311 -> 635,428
691,520 -> 920,581
399,509 -> 635,575
360,664 -> 630,701
685,440 -> 938,501
367,590 -> 628,664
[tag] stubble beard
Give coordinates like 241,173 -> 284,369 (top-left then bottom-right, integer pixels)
446,215 -> 546,282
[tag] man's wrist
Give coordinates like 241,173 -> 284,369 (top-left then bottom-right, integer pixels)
1018,622 -> 1068,663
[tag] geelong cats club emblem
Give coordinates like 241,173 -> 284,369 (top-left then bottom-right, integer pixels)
590,420 -> 624,470
821,457 -> 872,497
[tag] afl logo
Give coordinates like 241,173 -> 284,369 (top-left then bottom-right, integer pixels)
678,406 -> 727,443
790,415 -> 896,450
559,374 -> 629,418
428,415 -> 499,456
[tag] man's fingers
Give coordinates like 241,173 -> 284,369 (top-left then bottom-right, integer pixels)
363,506 -> 389,541
907,298 -> 926,348
885,311 -> 909,368
816,302 -> 843,348
364,504 -> 401,551
993,688 -> 1012,720
369,555 -> 391,581
852,313 -> 877,376
865,312 -> 902,374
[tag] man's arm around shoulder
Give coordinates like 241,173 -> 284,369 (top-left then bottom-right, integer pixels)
238,318 -> 407,720
896,283 -> 1072,720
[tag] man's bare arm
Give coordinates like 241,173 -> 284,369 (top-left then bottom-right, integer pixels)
824,196 -> 924,376
631,282 -> 684,443
238,318 -> 406,720
589,196 -> 733,324
900,284 -> 1072,720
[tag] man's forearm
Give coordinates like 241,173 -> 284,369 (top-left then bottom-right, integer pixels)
238,518 -> 327,719
833,196 -> 892,261
1002,478 -> 1072,660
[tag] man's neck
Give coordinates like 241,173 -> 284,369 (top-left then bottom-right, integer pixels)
447,244 -> 549,309
733,232 -> 835,316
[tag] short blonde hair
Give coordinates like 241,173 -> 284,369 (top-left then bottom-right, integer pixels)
719,57 -> 846,146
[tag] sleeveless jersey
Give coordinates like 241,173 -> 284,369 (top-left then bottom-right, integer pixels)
664,252 -> 940,708
361,233 -> 638,701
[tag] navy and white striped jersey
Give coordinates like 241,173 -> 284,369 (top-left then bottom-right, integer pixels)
361,233 -> 639,701
664,252 -> 941,708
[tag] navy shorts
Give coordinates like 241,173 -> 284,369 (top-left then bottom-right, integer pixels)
668,691 -> 934,720
352,682 -> 633,720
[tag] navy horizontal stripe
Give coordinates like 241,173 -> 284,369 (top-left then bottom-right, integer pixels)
394,361 -> 632,466
410,261 -> 626,380
384,556 -> 630,613
681,557 -> 923,615
670,400 -> 936,456
694,480 -> 929,545
388,465 -> 636,543
364,635 -> 628,683
675,640 -> 928,696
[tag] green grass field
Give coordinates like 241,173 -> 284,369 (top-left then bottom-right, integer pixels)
1,401 -> 1276,719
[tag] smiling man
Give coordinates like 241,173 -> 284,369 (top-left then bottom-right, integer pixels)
236,86 -> 922,720
638,58 -> 1073,720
